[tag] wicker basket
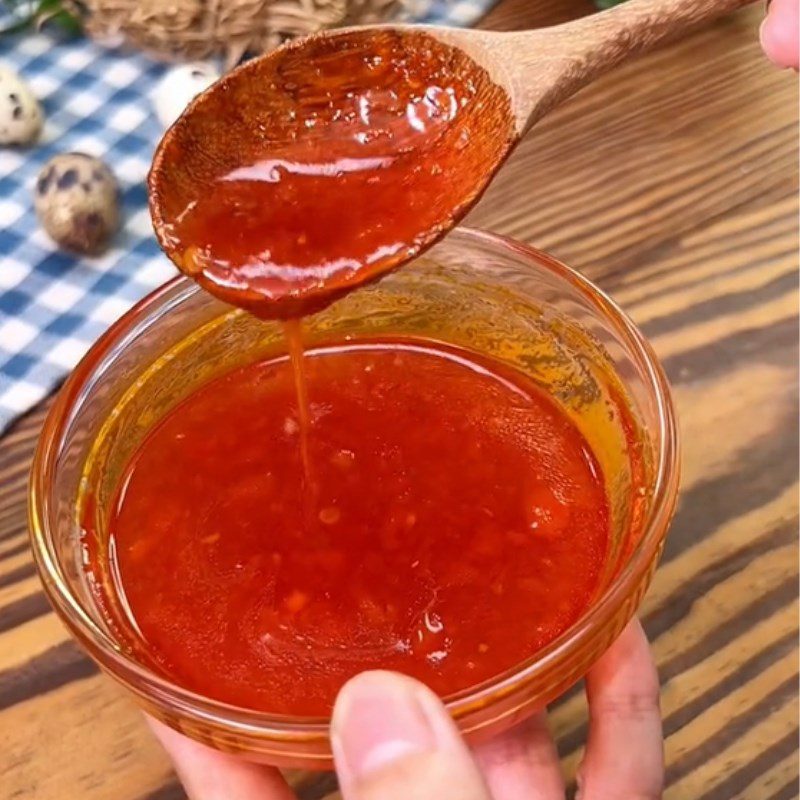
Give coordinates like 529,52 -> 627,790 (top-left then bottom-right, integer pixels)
65,0 -> 407,65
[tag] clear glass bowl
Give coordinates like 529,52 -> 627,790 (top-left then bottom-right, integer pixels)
29,228 -> 679,769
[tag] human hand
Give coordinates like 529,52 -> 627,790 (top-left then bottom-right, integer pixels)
149,618 -> 662,800
760,0 -> 799,69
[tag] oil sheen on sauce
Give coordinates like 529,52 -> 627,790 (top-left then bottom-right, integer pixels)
149,30 -> 514,318
87,338 -> 610,716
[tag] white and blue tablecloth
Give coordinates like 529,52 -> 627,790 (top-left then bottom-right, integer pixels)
0,0 -> 495,433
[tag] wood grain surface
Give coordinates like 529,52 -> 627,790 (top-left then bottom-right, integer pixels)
1,1 -> 798,798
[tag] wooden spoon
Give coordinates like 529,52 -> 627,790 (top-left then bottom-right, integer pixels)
149,0 -> 753,319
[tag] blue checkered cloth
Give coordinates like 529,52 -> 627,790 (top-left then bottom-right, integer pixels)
0,0 -> 496,433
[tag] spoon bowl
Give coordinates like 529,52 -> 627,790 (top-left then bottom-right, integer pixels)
149,29 -> 515,318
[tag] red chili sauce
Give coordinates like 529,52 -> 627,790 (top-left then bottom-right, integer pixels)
88,338 -> 609,715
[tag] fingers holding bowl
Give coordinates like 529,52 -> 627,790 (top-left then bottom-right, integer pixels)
577,619 -> 663,800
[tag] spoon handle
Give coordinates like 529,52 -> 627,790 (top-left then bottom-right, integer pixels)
508,0 -> 756,129
564,0 -> 753,63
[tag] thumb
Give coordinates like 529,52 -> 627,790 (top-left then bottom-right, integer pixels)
331,671 -> 491,800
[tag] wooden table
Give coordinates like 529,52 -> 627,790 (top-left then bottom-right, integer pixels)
1,2 -> 797,798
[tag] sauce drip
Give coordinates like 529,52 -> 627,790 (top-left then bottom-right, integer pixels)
88,338 -> 609,715
282,319 -> 313,487
149,30 -> 514,318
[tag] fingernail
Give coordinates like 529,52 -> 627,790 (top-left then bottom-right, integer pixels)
331,671 -> 437,781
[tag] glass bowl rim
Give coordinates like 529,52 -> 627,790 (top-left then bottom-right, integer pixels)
28,226 -> 680,739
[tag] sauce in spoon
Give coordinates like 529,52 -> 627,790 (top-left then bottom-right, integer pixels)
149,30 -> 514,318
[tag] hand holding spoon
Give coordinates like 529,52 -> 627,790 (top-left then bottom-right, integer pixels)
149,0 -> 753,319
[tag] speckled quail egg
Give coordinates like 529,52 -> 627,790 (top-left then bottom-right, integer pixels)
152,63 -> 220,128
0,64 -> 43,146
34,153 -> 120,255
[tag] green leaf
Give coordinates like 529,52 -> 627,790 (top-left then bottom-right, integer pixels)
594,0 -> 629,8
0,0 -> 81,36
41,8 -> 81,34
